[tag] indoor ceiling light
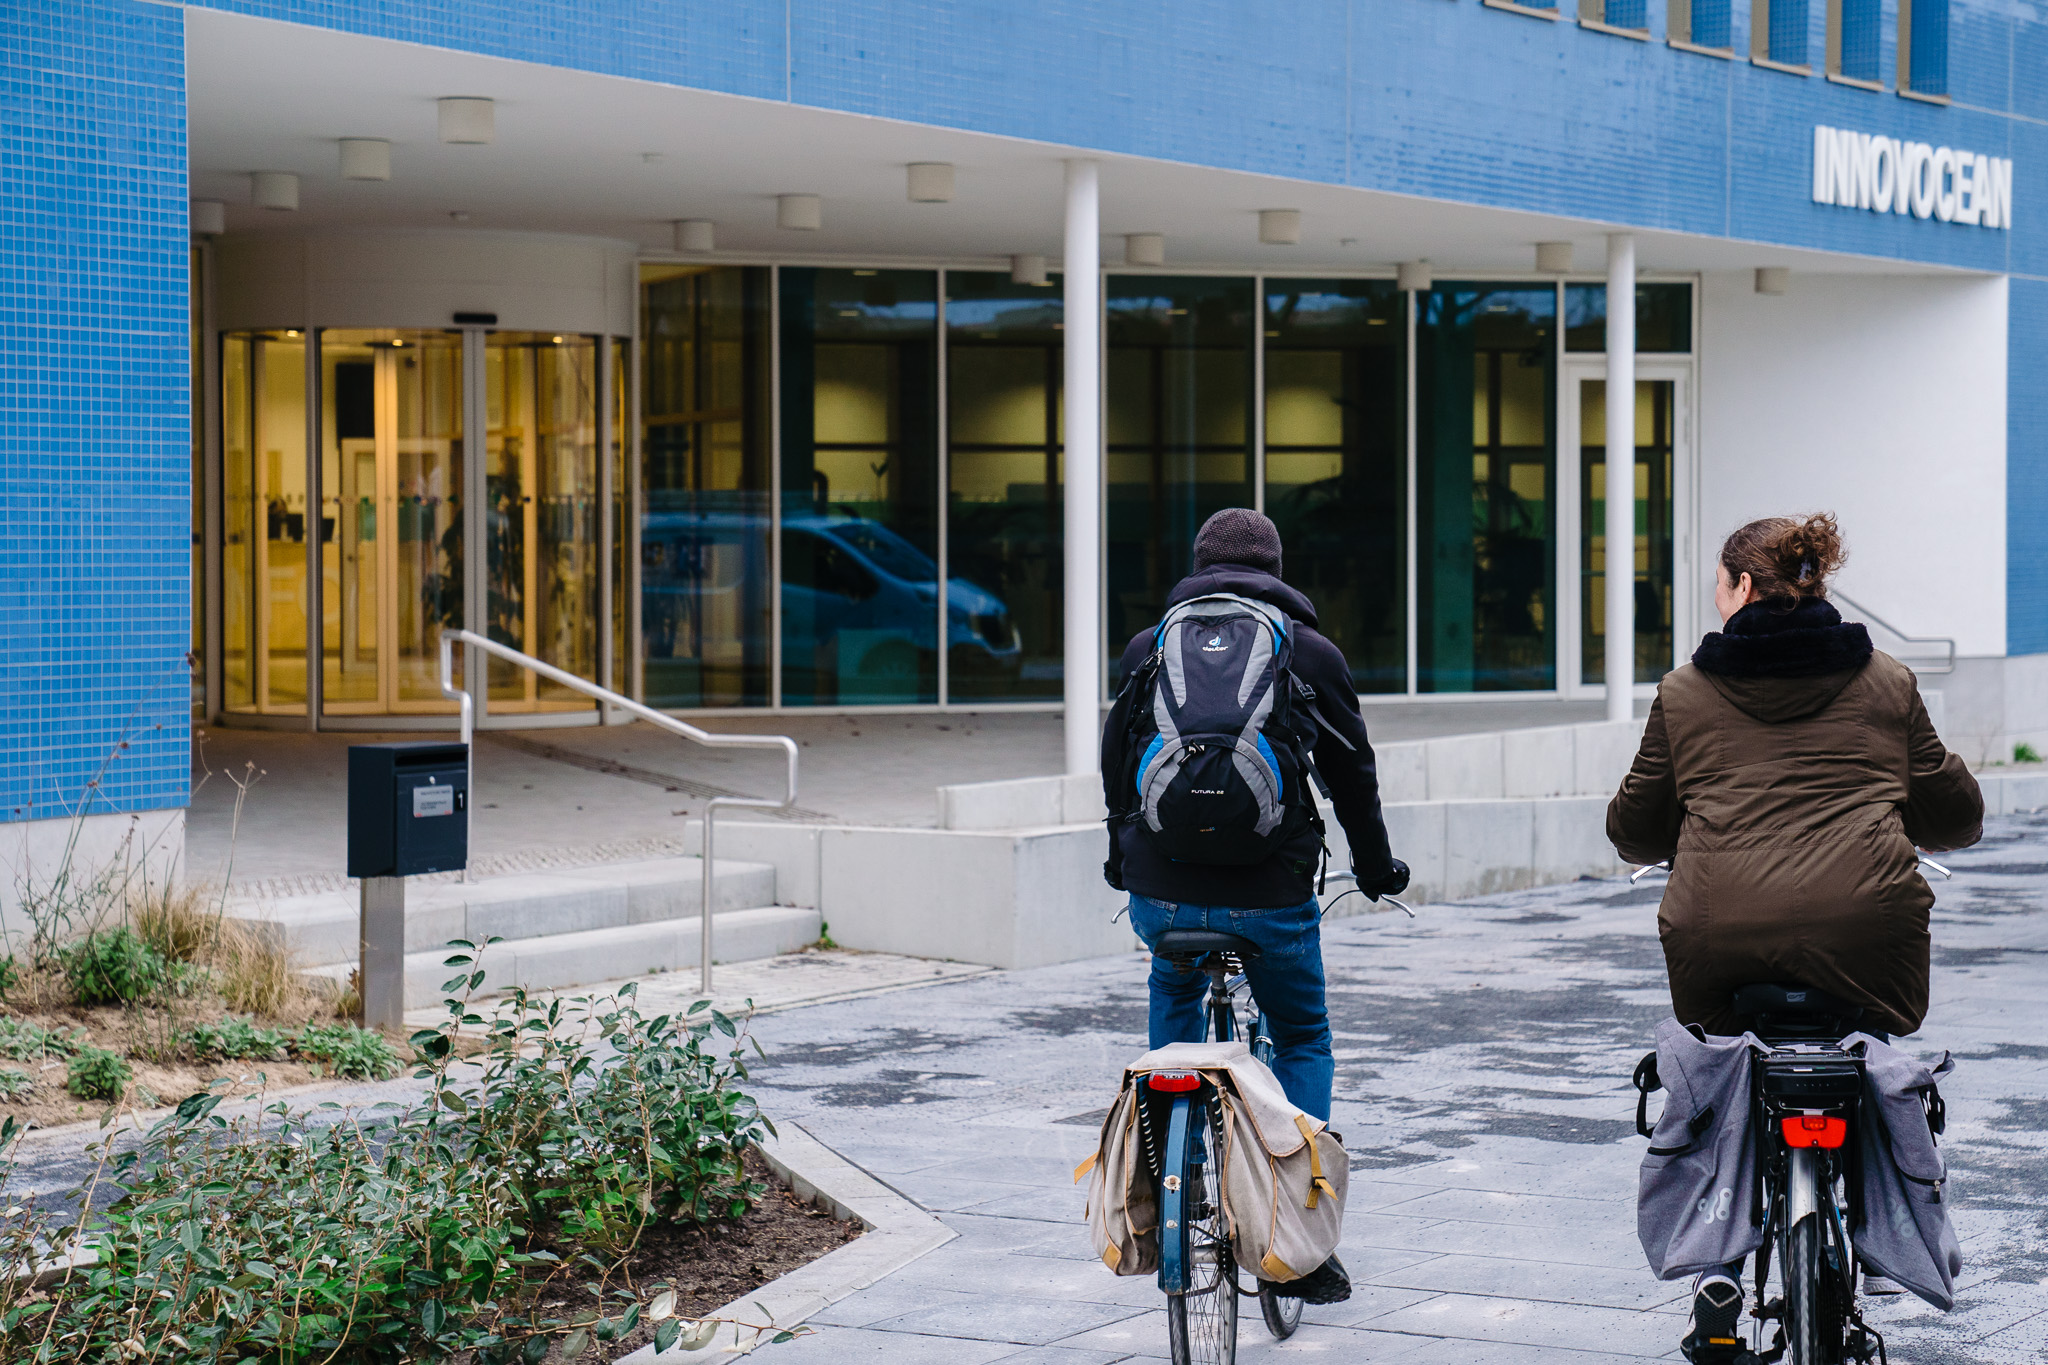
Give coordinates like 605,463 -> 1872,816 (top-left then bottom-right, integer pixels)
778,194 -> 822,230
907,162 -> 954,202
1258,209 -> 1301,245
1755,266 -> 1790,295
189,200 -> 225,235
1010,254 -> 1048,286
438,97 -> 495,144
250,172 -> 299,211
339,138 -> 391,181
1396,260 -> 1432,292
674,219 -> 715,252
1126,233 -> 1165,266
1536,241 -> 1573,272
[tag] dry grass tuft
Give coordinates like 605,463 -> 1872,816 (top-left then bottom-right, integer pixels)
215,918 -> 297,1017
134,882 -> 218,964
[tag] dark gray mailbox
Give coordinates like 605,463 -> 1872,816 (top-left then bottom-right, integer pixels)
347,741 -> 469,878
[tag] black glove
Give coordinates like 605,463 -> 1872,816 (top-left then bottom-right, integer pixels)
1357,858 -> 1410,901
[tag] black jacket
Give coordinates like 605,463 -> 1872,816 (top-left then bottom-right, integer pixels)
1101,564 -> 1398,908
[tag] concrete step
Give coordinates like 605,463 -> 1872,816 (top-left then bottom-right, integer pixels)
228,856 -> 779,968
307,905 -> 823,1008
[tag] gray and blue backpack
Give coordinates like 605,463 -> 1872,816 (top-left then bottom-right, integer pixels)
1106,593 -> 1323,869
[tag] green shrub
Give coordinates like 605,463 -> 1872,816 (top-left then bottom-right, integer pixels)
64,1044 -> 131,1101
0,1018 -> 84,1062
0,1068 -> 31,1099
0,956 -> 18,1002
292,1022 -> 401,1080
0,949 -> 791,1363
58,926 -> 173,1006
2016,741 -> 2042,765
182,1015 -> 289,1062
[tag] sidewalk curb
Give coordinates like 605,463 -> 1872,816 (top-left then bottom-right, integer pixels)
615,1123 -> 957,1362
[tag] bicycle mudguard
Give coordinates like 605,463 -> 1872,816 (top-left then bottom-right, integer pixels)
1157,1094 -> 1193,1295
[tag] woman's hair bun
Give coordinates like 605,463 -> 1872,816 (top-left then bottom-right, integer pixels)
1720,512 -> 1845,602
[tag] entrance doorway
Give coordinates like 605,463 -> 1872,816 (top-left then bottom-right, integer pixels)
320,330 -> 464,715
215,326 -> 618,725
1558,359 -> 1694,695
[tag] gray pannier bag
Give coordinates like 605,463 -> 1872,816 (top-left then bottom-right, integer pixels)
1845,1033 -> 1961,1310
1079,1041 -> 1346,1282
1635,1018 -> 1766,1279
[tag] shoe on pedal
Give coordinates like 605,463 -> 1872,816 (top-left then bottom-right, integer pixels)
1274,1254 -> 1351,1305
1681,1273 -> 1745,1363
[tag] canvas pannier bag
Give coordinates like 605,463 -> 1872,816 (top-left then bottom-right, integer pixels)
1846,1033 -> 1961,1310
1078,1041 -> 1346,1282
1635,1018 -> 1766,1279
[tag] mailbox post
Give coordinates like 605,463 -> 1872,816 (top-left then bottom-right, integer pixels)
347,742 -> 469,1032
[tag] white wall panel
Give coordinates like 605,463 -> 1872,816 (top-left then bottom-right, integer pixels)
1698,271 -> 2008,657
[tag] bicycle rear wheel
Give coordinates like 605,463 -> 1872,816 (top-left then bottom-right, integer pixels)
1165,1092 -> 1238,1365
1783,1214 -> 1826,1365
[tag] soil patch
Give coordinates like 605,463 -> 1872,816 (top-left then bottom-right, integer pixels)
533,1148 -> 863,1361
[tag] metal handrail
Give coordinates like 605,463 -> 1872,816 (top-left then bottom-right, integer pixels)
1832,592 -> 1956,676
437,629 -> 799,994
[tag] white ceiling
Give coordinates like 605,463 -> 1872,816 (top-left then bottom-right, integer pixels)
186,6 -> 1962,277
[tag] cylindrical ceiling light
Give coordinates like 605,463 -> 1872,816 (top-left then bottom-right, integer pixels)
1755,266 -> 1790,295
1125,233 -> 1165,266
1258,209 -> 1301,245
778,194 -> 822,230
1010,253 -> 1048,286
251,172 -> 299,211
674,219 -> 715,252
1535,241 -> 1574,272
1396,259 -> 1432,292
189,200 -> 226,236
339,138 -> 391,181
438,97 -> 495,144
907,162 -> 954,203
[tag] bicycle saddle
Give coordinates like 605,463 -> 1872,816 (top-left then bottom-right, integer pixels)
1152,928 -> 1261,967
1732,983 -> 1864,1042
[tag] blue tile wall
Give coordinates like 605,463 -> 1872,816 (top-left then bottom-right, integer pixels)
2009,277 -> 2048,656
0,1 -> 190,825
189,0 -> 2045,277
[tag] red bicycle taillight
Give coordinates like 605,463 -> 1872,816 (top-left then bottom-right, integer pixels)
1781,1115 -> 1848,1149
1147,1071 -> 1201,1093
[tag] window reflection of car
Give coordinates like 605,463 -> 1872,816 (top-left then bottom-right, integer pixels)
640,512 -> 1020,680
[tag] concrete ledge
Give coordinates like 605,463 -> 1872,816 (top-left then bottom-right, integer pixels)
1978,769 -> 2048,815
936,772 -> 1106,830
616,1123 -> 955,1363
1374,716 -> 1649,804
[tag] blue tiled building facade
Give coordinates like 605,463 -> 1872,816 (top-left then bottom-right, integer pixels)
6,0 -> 2045,825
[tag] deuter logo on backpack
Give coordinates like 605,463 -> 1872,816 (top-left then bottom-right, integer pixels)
1107,593 -> 1320,867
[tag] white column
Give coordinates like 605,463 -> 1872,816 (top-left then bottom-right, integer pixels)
1063,160 -> 1103,776
1605,233 -> 1636,724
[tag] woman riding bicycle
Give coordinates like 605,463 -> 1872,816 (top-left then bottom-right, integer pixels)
1608,512 -> 1983,1352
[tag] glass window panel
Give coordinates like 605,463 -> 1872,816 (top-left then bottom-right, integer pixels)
1581,378 -> 1676,687
609,337 -> 628,694
1262,279 -> 1406,694
191,247 -> 205,719
946,271 -> 1064,702
485,333 -> 598,711
319,329 -> 465,716
1564,283 -> 1694,352
1417,284 -> 1557,692
1105,276 -> 1254,681
641,265 -> 772,710
779,268 -> 939,705
220,330 -> 307,714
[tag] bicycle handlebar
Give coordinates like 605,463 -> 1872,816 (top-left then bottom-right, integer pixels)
1631,854 -> 1953,882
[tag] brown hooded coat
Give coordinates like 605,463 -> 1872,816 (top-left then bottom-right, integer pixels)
1608,625 -> 1983,1037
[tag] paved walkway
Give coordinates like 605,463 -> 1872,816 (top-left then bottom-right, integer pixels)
731,813 -> 2048,1364
189,698 -> 1623,887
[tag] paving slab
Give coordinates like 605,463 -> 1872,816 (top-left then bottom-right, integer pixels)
710,810 -> 2048,1363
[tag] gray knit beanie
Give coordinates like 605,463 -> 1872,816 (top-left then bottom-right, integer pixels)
1192,507 -> 1282,576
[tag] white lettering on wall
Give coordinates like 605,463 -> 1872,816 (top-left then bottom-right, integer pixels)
1812,125 -> 2013,230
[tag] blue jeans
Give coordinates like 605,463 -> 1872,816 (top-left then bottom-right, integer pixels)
1127,893 -> 1334,1122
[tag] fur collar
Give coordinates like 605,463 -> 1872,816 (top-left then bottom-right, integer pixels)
1693,597 -> 1873,679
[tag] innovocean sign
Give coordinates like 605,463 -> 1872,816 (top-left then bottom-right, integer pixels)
1811,125 -> 2014,229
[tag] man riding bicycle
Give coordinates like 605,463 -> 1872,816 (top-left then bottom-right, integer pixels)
1101,507 -> 1409,1307
1608,513 -> 1983,1358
